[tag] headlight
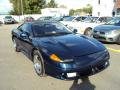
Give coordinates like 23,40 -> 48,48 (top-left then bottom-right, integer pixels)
112,30 -> 120,34
106,30 -> 120,35
63,59 -> 74,63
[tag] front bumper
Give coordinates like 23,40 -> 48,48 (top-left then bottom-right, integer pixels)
55,60 -> 109,80
4,20 -> 14,24
45,55 -> 110,80
93,33 -> 118,43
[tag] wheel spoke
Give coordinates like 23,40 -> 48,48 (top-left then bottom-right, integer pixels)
33,54 -> 42,74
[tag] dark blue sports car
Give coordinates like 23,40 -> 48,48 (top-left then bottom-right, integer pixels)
12,21 -> 110,80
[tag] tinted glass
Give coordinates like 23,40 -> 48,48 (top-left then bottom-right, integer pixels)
74,17 -> 87,21
106,17 -> 120,25
18,24 -> 31,33
5,16 -> 12,18
83,17 -> 98,23
62,16 -> 75,21
38,17 -> 52,21
32,22 -> 72,37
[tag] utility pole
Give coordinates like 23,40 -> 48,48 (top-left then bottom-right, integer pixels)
21,0 -> 24,15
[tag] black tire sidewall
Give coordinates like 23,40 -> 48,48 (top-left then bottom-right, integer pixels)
13,38 -> 20,52
84,28 -> 92,36
117,35 -> 120,45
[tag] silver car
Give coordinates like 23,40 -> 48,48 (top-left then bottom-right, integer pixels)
4,16 -> 16,24
93,17 -> 120,45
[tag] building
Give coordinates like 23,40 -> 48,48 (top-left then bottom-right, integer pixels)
114,0 -> 120,15
92,0 -> 115,16
41,8 -> 69,17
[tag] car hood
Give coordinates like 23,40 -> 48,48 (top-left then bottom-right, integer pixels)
34,34 -> 105,59
94,24 -> 120,32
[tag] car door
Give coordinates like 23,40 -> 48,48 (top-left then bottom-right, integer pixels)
19,23 -> 33,56
13,24 -> 24,50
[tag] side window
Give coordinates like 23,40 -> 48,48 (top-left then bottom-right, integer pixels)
18,24 -> 32,35
17,24 -> 23,31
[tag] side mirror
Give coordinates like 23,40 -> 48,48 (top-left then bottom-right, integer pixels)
73,29 -> 78,34
20,32 -> 29,39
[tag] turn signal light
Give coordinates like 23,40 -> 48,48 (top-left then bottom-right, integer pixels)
50,54 -> 63,62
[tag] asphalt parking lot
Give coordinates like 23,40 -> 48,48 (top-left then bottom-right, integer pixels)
0,24 -> 120,90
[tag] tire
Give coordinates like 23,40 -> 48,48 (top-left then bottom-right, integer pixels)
13,38 -> 20,52
12,21 -> 14,24
33,50 -> 45,77
117,35 -> 120,45
84,28 -> 92,37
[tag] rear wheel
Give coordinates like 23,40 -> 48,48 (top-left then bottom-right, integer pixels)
84,28 -> 92,37
33,50 -> 45,77
13,38 -> 20,52
117,35 -> 120,45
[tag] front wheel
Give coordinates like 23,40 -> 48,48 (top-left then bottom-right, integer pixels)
117,35 -> 120,45
84,28 -> 92,37
33,50 -> 45,77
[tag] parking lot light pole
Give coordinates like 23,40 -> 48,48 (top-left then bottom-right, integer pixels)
20,0 -> 24,21
21,0 -> 24,16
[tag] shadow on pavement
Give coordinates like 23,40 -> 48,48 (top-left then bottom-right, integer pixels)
70,77 -> 96,90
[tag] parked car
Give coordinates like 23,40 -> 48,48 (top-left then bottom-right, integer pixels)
24,16 -> 34,22
12,21 -> 109,80
4,16 -> 16,24
93,17 -> 120,44
62,16 -> 112,36
37,16 -> 53,21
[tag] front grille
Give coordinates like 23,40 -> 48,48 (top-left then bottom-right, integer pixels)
94,31 -> 105,34
100,32 -> 105,35
93,35 -> 106,40
94,31 -> 98,33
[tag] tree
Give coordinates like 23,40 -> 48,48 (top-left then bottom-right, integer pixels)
69,4 -> 92,16
69,9 -> 75,16
47,0 -> 57,8
59,5 -> 67,8
9,0 -> 46,15
9,0 -> 21,15
83,4 -> 92,14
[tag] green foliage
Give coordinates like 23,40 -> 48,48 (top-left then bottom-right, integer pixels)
69,9 -> 75,16
10,0 -> 46,15
47,0 -> 57,8
83,4 -> 92,14
69,4 -> 92,16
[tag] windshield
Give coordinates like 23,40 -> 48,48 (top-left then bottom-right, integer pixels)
97,17 -> 112,23
73,16 -> 87,21
62,16 -> 75,21
83,17 -> 98,23
105,17 -> 120,25
32,22 -> 72,37
50,16 -> 63,21
38,17 -> 52,21
5,16 -> 12,19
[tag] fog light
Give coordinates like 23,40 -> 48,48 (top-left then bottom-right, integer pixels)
108,38 -> 113,41
67,72 -> 77,77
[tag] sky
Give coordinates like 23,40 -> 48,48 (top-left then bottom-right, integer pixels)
0,0 -> 93,14
56,0 -> 93,9
0,0 -> 12,14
